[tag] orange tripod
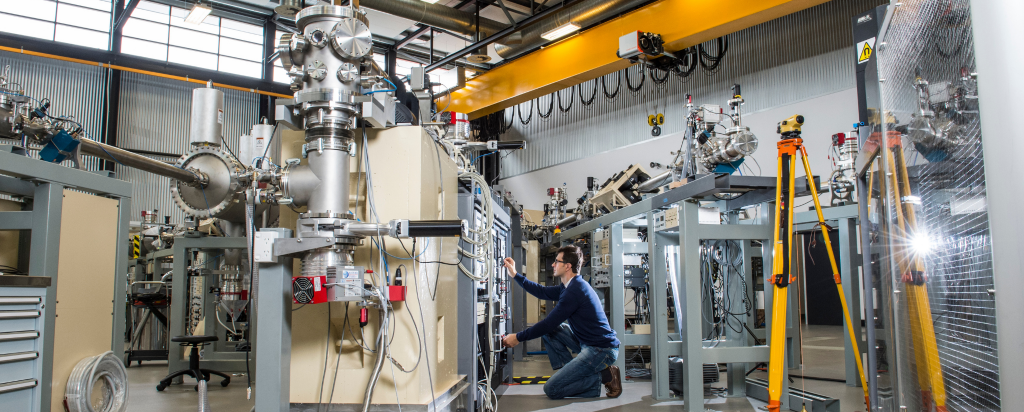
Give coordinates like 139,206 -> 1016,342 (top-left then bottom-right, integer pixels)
765,115 -> 869,412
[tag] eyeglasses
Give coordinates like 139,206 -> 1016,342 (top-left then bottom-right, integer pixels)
554,259 -> 569,264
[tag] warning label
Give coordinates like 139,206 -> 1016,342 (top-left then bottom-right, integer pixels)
856,37 -> 876,64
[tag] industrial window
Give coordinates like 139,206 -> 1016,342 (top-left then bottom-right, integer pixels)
121,0 -> 264,78
0,0 -> 112,50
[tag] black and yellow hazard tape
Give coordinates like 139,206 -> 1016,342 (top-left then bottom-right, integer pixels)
512,376 -> 550,385
131,235 -> 141,259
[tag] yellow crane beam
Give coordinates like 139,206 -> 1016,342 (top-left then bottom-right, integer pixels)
447,0 -> 831,119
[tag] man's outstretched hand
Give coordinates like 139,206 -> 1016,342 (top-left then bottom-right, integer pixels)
502,334 -> 520,348
503,257 -> 517,278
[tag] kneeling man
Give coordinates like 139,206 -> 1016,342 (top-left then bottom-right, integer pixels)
501,245 -> 622,399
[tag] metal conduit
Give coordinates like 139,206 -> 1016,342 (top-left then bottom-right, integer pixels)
78,139 -> 199,184
360,0 -> 507,37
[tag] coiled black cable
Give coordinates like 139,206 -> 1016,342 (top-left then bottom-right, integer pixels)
579,79 -> 598,106
625,65 -> 645,93
698,36 -> 728,73
538,93 -> 555,119
501,105 -> 515,132
601,71 -> 621,99
556,85 -> 574,113
649,66 -> 670,84
672,47 -> 699,79
517,99 -> 534,125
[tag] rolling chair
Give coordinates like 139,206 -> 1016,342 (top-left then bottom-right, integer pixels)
156,335 -> 231,391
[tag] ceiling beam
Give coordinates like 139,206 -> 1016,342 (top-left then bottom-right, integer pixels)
446,0 -> 833,119
424,0 -> 583,72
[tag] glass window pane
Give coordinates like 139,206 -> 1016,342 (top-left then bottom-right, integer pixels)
0,0 -> 57,22
56,3 -> 110,32
122,17 -> 167,43
219,56 -> 261,78
0,13 -> 55,41
168,46 -> 217,70
59,0 -> 111,12
221,18 -> 261,44
55,24 -> 108,49
169,26 -> 218,53
131,0 -> 169,24
219,37 -> 262,61
273,65 -> 289,84
170,6 -> 219,34
121,36 -> 167,61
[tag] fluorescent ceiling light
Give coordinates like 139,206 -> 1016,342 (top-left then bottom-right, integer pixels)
420,0 -> 442,4
541,22 -> 580,41
185,2 -> 213,25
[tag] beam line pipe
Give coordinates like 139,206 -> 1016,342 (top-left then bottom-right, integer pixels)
78,138 -> 199,184
637,170 -> 672,193
556,214 -> 578,228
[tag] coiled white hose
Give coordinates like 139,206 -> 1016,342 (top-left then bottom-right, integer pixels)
65,351 -> 129,412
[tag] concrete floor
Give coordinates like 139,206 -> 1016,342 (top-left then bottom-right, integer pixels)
125,361 -> 254,412
497,325 -> 868,412
124,325 -> 866,412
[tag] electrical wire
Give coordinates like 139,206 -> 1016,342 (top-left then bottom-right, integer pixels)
537,93 -> 555,119
316,304 -> 333,412
578,78 -> 598,106
517,100 -> 534,125
601,71 -> 621,99
625,64 -> 646,93
556,85 -> 574,113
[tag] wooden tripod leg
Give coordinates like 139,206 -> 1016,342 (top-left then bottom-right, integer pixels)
798,147 -> 871,410
767,145 -> 797,412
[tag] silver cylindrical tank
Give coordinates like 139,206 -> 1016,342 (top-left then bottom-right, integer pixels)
306,148 -> 351,214
190,86 -> 224,146
251,122 -> 277,168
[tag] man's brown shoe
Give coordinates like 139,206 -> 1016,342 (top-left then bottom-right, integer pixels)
604,365 -> 622,398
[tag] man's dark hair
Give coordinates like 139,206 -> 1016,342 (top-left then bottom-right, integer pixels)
556,245 -> 583,273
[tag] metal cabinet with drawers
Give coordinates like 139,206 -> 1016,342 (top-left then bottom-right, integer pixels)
0,276 -> 51,412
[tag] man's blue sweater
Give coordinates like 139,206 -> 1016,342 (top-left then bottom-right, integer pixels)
513,273 -> 620,348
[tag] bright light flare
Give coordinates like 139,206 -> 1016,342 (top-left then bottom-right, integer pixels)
910,232 -> 933,255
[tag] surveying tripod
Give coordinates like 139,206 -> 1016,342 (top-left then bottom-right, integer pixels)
765,115 -> 869,412
863,128 -> 947,412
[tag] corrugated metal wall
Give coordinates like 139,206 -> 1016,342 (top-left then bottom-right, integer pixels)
1,49 -> 261,224
0,49 -> 106,171
116,72 -> 260,224
499,0 -> 887,178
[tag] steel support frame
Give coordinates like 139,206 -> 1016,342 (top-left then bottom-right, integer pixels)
254,228 -> 292,412
168,236 -> 253,378
649,201 -> 782,411
0,146 -> 131,412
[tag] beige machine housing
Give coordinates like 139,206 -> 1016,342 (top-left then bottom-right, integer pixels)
283,126 -> 461,406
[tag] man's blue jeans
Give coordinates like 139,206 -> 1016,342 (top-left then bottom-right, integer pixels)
540,323 -> 619,399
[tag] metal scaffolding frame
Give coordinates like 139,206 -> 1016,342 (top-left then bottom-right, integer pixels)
0,145 -> 132,412
547,173 -> 820,411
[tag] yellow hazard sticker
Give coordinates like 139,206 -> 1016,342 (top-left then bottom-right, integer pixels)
856,37 -> 875,64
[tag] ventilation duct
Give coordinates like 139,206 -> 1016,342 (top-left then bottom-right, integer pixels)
494,0 -> 652,59
360,0 -> 508,38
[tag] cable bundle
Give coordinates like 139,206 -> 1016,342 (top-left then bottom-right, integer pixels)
65,351 -> 129,412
